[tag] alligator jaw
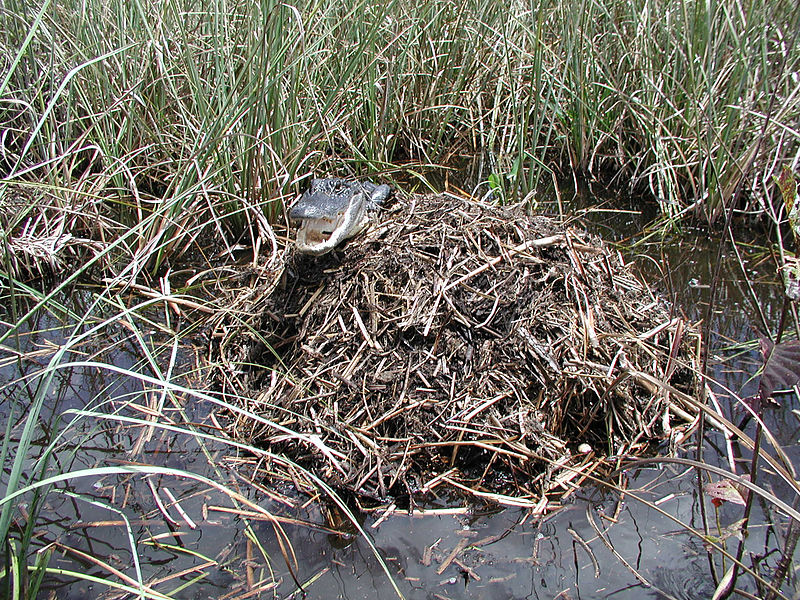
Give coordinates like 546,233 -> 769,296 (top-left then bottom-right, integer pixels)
293,189 -> 369,255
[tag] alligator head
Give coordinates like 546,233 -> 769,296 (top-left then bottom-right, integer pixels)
288,178 -> 391,255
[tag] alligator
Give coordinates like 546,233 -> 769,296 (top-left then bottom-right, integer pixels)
288,178 -> 391,255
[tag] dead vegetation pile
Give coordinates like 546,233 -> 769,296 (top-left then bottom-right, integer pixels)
215,193 -> 699,507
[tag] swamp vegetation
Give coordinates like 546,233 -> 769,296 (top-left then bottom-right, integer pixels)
1,0 -> 800,598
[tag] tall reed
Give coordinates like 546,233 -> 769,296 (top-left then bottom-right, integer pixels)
1,0 -> 798,270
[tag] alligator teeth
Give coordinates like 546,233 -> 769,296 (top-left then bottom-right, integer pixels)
293,190 -> 369,255
289,178 -> 391,255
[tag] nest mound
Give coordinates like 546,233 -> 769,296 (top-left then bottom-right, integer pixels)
218,193 -> 698,506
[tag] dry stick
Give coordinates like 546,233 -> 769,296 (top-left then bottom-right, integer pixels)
352,305 -> 380,350
441,476 -> 545,509
567,526 -> 600,578
103,277 -> 216,313
387,438 -> 412,491
145,477 -> 179,526
147,560 -> 219,588
442,234 -> 562,292
706,387 -> 738,474
162,487 -> 197,530
452,558 -> 480,582
436,538 -> 470,575
246,537 -> 255,590
51,542 -> 172,600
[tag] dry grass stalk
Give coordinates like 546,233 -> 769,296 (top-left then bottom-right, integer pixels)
1,185 -> 108,278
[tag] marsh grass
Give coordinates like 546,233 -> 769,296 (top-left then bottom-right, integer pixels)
1,0 -> 799,283
616,169 -> 800,599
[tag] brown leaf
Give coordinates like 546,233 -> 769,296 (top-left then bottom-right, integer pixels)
704,479 -> 747,506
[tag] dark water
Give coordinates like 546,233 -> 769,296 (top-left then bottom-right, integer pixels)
1,186 -> 797,600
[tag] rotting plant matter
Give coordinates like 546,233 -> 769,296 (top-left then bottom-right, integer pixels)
214,193 -> 701,507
